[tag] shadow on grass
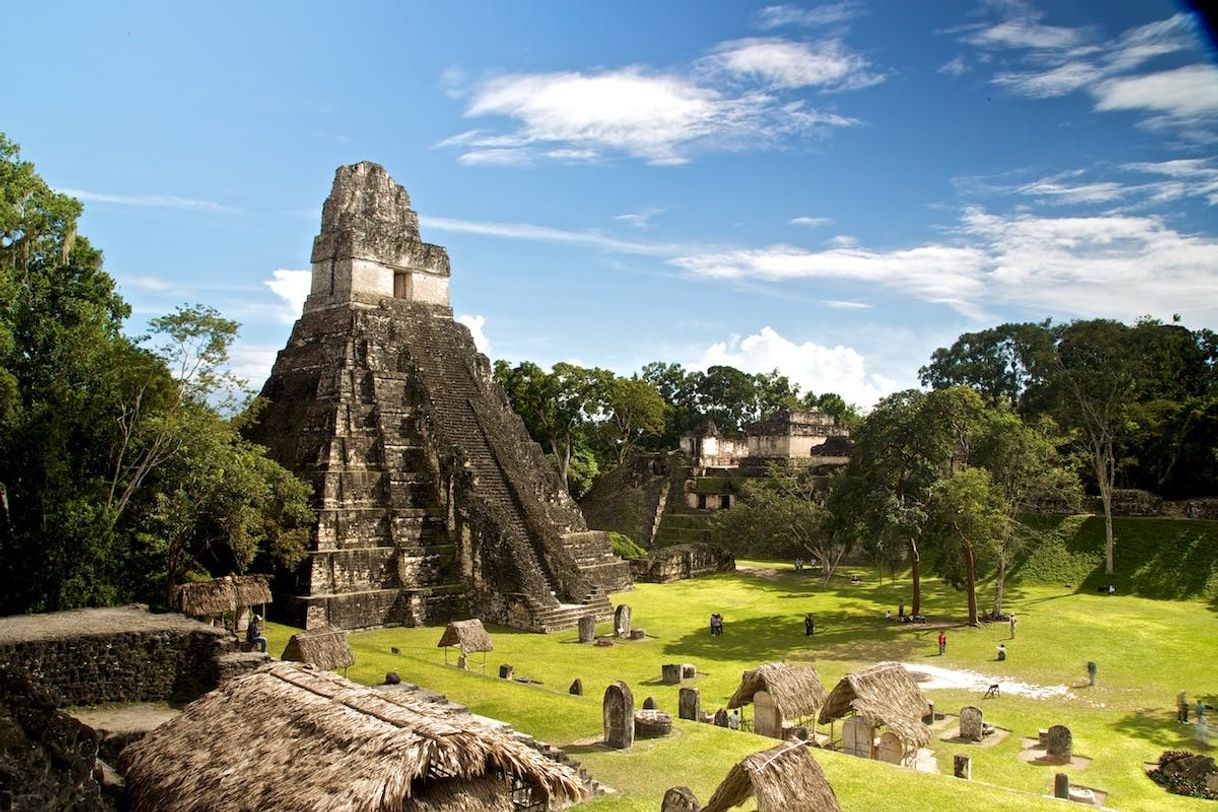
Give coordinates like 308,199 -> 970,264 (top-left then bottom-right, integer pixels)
658,613 -> 925,664
1109,708 -> 1213,752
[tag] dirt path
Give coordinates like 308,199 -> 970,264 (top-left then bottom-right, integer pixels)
902,662 -> 1074,700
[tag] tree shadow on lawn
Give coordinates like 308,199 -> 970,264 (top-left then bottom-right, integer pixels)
659,613 -> 926,665
1109,707 -> 1216,752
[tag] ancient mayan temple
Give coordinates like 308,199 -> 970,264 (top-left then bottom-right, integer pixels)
249,162 -> 631,632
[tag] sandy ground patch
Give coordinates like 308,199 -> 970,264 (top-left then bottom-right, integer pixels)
901,662 -> 1074,700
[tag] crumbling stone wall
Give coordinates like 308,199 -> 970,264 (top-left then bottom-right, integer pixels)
630,544 -> 736,583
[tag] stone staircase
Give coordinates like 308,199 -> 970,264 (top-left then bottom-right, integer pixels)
512,732 -> 613,805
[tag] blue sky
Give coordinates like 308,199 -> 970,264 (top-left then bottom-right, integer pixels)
7,1 -> 1218,407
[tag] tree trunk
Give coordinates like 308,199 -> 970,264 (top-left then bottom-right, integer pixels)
963,540 -> 979,626
992,552 -> 1007,616
908,537 -> 922,617
1095,446 -> 1115,576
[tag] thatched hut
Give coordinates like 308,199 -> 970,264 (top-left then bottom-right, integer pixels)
817,662 -> 931,766
726,662 -> 826,739
438,619 -> 493,671
173,574 -> 272,621
702,741 -> 842,812
281,625 -> 355,672
119,661 -> 587,812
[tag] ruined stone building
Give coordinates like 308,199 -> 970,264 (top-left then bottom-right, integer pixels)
248,162 -> 630,632
583,411 -> 851,550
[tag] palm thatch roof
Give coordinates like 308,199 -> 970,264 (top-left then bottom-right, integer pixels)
173,574 -> 272,617
816,662 -> 931,747
437,619 -> 493,653
703,742 -> 842,812
727,662 -> 826,720
281,625 -> 355,671
118,661 -> 587,812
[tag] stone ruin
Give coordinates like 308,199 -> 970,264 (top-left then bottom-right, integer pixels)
248,162 -> 633,631
662,786 -> 701,812
634,709 -> 673,738
613,604 -> 632,637
1045,725 -> 1073,760
959,705 -> 984,742
679,687 -> 701,721
578,615 -> 596,643
603,681 -> 634,749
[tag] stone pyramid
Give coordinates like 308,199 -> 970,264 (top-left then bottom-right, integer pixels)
248,162 -> 631,631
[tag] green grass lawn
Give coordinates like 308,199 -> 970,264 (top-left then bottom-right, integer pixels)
262,517 -> 1218,811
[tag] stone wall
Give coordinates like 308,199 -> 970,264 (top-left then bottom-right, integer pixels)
630,544 -> 736,583
0,607 -> 227,708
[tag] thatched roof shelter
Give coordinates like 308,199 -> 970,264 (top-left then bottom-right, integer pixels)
281,625 -> 355,671
437,619 -> 493,653
173,574 -> 272,617
727,662 -> 826,720
816,662 -> 931,747
702,742 -> 842,812
119,661 -> 587,812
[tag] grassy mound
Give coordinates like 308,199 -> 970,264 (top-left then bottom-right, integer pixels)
1013,514 -> 1218,601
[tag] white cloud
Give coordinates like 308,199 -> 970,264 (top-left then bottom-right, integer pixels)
706,38 -> 886,91
823,299 -> 872,309
264,269 -> 311,322
938,56 -> 969,78
122,275 -> 175,292
790,215 -> 832,227
755,2 -> 863,30
614,208 -> 665,228
457,148 -> 533,167
420,215 -> 685,256
57,188 -> 234,212
691,326 -> 896,408
963,11 -> 1215,135
457,314 -> 492,354
1093,64 -> 1218,120
826,234 -> 858,248
962,159 -> 1218,208
669,242 -> 988,316
228,343 -> 280,389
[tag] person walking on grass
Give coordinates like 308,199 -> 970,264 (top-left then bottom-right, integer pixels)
1087,660 -> 1097,687
804,613 -> 815,636
937,631 -> 946,656
1009,614 -> 1017,638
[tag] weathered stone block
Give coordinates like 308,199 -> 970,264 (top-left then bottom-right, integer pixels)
954,754 -> 971,779
678,687 -> 700,721
959,705 -> 984,742
634,709 -> 673,738
578,615 -> 596,643
603,681 -> 634,749
614,605 -> 632,637
1045,725 -> 1072,760
661,786 -> 701,812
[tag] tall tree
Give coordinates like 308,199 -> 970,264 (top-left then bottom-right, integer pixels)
601,376 -> 666,464
926,468 -> 1008,626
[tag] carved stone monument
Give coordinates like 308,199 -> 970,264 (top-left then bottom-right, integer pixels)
954,754 -> 971,779
603,681 -> 635,749
661,663 -> 683,685
661,786 -> 701,812
681,664 -> 697,680
643,696 -> 657,710
713,708 -> 729,727
498,664 -> 512,680
1045,725 -> 1073,760
634,709 -> 673,738
614,605 -> 632,637
578,615 -> 596,643
569,678 -> 583,696
1054,773 -> 1070,799
248,162 -> 632,631
959,705 -> 984,742
679,687 -> 701,721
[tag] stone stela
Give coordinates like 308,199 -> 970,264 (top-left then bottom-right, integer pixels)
248,162 -> 633,632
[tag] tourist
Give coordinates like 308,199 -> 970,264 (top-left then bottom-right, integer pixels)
709,613 -> 716,636
937,631 -> 946,656
1197,704 -> 1209,746
247,614 -> 268,653
884,610 -> 892,621
1178,691 -> 1190,723
996,643 -> 1006,661
1086,660 -> 1097,687
729,709 -> 740,730
1107,584 -> 1116,595
898,601 -> 905,620
1009,614 -> 1017,638
850,574 -> 862,584
804,613 -> 815,636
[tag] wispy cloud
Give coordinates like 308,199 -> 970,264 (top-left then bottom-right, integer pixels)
755,2 -> 865,30
938,55 -> 970,78
957,158 -> 1218,208
264,269 -> 311,322
420,215 -> 687,256
961,10 -> 1217,137
614,208 -> 665,228
456,313 -> 492,354
824,299 -> 872,309
442,29 -> 882,166
790,215 -> 833,227
58,188 -> 235,213
704,38 -> 887,91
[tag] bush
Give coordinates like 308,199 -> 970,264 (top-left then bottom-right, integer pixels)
609,532 -> 647,560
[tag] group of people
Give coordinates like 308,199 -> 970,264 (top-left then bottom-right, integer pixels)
709,613 -> 725,636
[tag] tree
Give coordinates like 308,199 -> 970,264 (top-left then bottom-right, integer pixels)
601,376 -> 666,464
1033,320 -> 1141,577
919,322 -> 1054,411
974,412 -> 1079,614
926,468 -> 1008,626
494,360 -> 607,491
711,463 -> 850,583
